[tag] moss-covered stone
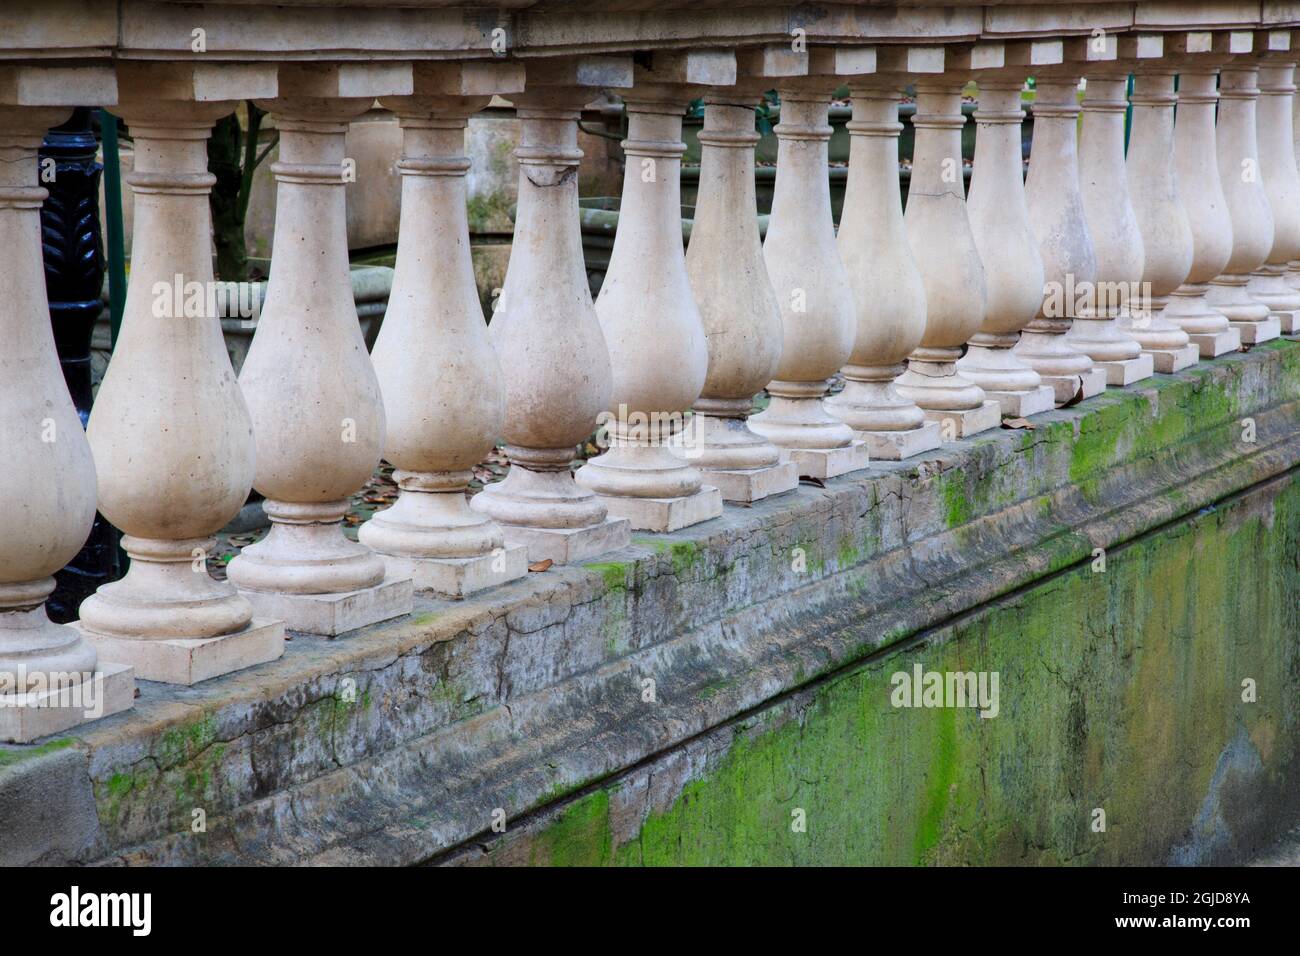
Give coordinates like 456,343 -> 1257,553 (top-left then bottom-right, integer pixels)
482,470 -> 1300,866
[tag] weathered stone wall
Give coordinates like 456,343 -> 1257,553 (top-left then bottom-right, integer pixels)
3,342 -> 1299,865
454,468 -> 1300,865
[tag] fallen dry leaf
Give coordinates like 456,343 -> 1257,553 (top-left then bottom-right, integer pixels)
528,559 -> 553,573
1001,417 -> 1035,430
1059,381 -> 1085,408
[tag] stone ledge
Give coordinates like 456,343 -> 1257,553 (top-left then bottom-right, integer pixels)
2,342 -> 1298,865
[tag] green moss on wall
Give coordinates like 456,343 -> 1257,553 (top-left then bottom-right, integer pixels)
491,472 -> 1300,866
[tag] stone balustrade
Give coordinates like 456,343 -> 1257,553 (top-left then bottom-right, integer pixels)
3,4 -> 1300,766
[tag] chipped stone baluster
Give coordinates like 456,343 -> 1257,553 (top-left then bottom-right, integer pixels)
828,82 -> 941,459
895,79 -> 998,439
1072,73 -> 1154,386
80,66 -> 284,684
470,60 -> 634,561
229,70 -> 414,633
750,85 -> 868,478
575,54 -> 726,532
0,86 -> 133,741
1247,60 -> 1300,334
1015,77 -> 1108,403
359,65 -> 531,597
958,78 -> 1056,417
1207,63 -> 1281,344
679,89 -> 798,501
1165,68 -> 1241,356
1123,70 -> 1201,373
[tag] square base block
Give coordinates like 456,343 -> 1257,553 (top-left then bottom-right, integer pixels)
0,663 -> 134,743
596,485 -> 723,533
1096,352 -> 1155,386
1146,344 -> 1201,374
380,546 -> 529,599
983,385 -> 1055,418
1269,309 -> 1299,335
1188,327 -> 1241,357
780,441 -> 870,481
855,420 -> 942,461
1232,317 -> 1281,344
76,619 -> 285,685
238,578 -> 412,638
923,400 -> 1001,440
699,461 -> 799,504
502,517 -> 631,565
1041,367 -> 1108,404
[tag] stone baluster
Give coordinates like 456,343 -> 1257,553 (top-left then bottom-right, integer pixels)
679,74 -> 797,501
896,75 -> 999,438
358,64 -> 531,597
470,57 -> 635,561
1016,75 -> 1108,402
1166,66 -> 1241,356
1247,58 -> 1300,333
958,70 -> 1056,417
574,53 -> 728,532
749,64 -> 868,478
1207,61 -> 1281,344
80,64 -> 285,684
227,65 -> 415,633
1123,69 -> 1200,373
829,78 -> 941,459
0,67 -> 134,742
1072,71 -> 1154,385
1289,78 -> 1300,293
40,109 -> 120,621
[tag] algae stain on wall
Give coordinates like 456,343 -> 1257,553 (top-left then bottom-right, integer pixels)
480,474 -> 1300,866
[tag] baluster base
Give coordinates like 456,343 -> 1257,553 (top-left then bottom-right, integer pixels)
922,402 -> 1002,440
1014,325 -> 1109,403
1233,316 -> 1282,344
750,392 -> 870,480
78,536 -> 284,680
376,550 -> 528,600
0,660 -> 134,744
229,500 -> 413,636
851,422 -> 942,462
1119,305 -> 1200,374
236,582 -> 413,639
1144,344 -> 1201,374
498,519 -> 633,566
978,386 -> 1057,419
0,586 -> 136,741
1286,261 -> 1300,291
1067,318 -> 1154,386
1096,353 -> 1156,387
1186,329 -> 1242,357
676,412 -> 798,503
1031,369 -> 1107,405
359,475 -> 530,598
825,372 -> 941,461
596,486 -> 724,534
576,443 -> 722,532
1207,276 -> 1270,318
775,442 -> 871,482
75,619 -> 282,687
470,448 -> 632,565
956,346 -> 1056,418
